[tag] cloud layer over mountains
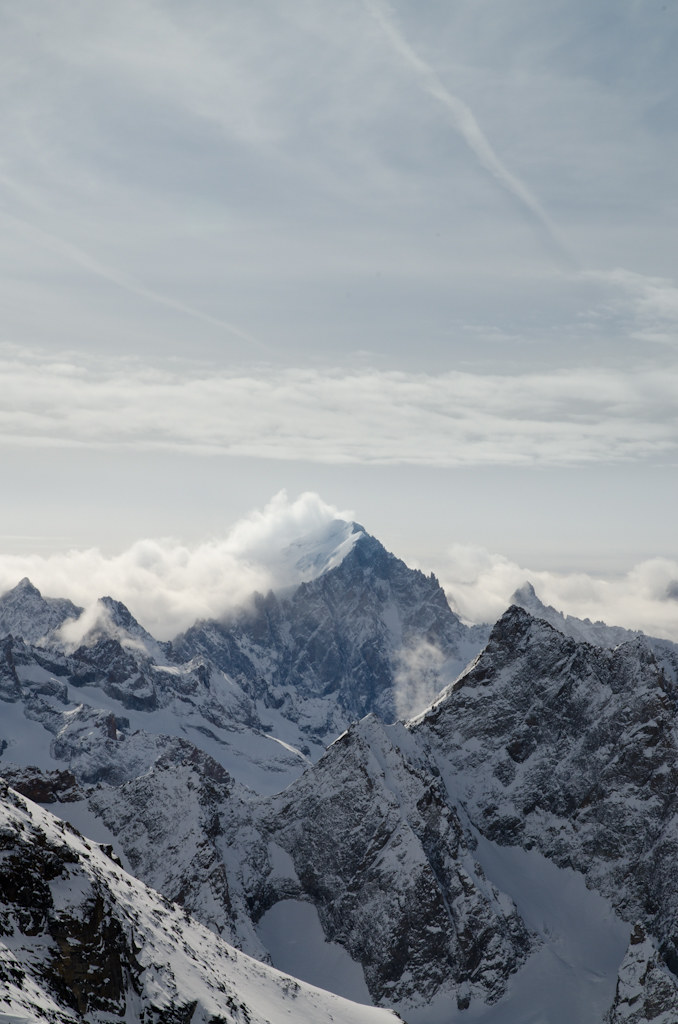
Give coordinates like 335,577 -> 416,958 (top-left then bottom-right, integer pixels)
2,345 -> 676,467
0,491 -> 676,643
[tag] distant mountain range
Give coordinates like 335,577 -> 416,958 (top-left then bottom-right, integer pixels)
1,521 -> 677,1022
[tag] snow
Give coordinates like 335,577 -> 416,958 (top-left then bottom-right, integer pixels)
0,787 -> 398,1024
61,681 -> 309,794
395,832 -> 628,1024
257,899 -> 373,1006
54,799 -> 134,872
469,832 -> 629,1023
0,700 -> 54,769
267,842 -> 299,881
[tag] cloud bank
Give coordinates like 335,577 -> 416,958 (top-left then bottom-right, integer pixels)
439,545 -> 678,644
0,492 -> 351,640
1,490 -> 677,645
1,346 -> 676,467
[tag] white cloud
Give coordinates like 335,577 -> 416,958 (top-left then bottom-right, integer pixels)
393,640 -> 446,720
0,492 -> 349,640
439,545 -> 678,644
2,488 -> 678,645
1,346 -> 676,467
584,268 -> 678,346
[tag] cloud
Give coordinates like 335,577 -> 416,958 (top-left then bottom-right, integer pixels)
2,489 -> 678,646
0,188 -> 265,352
0,492 -> 349,640
584,268 -> 678,346
1,345 -> 676,468
438,545 -> 678,644
393,640 -> 447,719
363,0 -> 575,268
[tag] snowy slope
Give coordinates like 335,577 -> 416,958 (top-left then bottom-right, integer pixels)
6,533 -> 678,1022
0,781 -> 399,1024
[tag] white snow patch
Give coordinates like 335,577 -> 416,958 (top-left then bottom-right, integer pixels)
462,833 -> 629,1024
257,899 -> 372,1005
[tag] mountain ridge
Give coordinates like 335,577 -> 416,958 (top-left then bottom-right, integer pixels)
3,529 -> 678,1021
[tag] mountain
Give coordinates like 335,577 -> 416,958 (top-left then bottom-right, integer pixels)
0,780 -> 398,1024
69,594 -> 170,662
410,606 -> 678,1009
4,527 -> 678,1020
0,577 -> 82,645
510,581 -> 645,648
254,714 -> 531,1016
171,528 -> 489,754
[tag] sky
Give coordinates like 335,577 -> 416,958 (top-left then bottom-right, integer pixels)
1,0 -> 678,638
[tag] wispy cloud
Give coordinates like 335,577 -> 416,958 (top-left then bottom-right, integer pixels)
393,640 -> 447,719
363,0 -> 576,268
584,267 -> 678,346
0,183 -> 264,351
0,346 -> 675,467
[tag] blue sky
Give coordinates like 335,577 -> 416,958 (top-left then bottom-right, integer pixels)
1,0 -> 677,635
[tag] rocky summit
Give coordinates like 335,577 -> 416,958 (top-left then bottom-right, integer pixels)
2,522 -> 678,1022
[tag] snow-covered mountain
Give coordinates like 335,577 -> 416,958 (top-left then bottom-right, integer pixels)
3,533 -> 678,1022
0,780 -> 398,1024
0,576 -> 81,646
510,581 -> 645,648
171,528 -> 489,751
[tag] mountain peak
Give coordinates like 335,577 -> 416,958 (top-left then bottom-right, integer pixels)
279,517 -> 365,582
509,581 -> 645,649
13,576 -> 41,595
0,578 -> 82,645
510,580 -> 538,603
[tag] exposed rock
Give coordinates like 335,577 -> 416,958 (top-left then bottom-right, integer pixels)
250,715 -> 531,1014
0,781 -> 399,1024
414,606 -> 678,974
1,766 -> 83,804
172,529 -> 489,746
605,925 -> 678,1023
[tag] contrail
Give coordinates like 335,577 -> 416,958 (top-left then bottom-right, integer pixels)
364,0 -> 576,269
0,175 -> 268,352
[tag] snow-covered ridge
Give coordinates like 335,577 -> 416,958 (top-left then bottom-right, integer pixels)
510,580 -> 646,648
0,781 -> 398,1024
4,528 -> 678,1021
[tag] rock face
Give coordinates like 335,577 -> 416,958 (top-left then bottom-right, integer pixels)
254,716 -> 530,1014
0,781 -> 398,1024
172,529 -> 488,747
7,536 -> 678,1021
89,745 -> 246,948
413,605 -> 678,983
605,925 -> 678,1024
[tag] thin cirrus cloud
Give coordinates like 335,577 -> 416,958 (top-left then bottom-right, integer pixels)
0,347 -> 675,467
363,0 -> 576,269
